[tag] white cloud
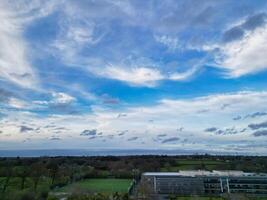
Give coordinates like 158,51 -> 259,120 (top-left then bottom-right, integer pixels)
88,61 -> 200,87
90,90 -> 267,153
1,90 -> 267,153
91,65 -> 164,87
169,59 -> 204,81
8,98 -> 28,109
215,24 -> 267,77
51,92 -> 76,105
154,35 -> 180,51
169,69 -> 196,81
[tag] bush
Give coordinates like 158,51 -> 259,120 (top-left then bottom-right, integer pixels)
67,193 -> 128,200
39,189 -> 49,200
20,191 -> 35,200
47,196 -> 59,200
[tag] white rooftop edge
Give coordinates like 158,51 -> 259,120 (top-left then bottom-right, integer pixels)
143,170 -> 267,177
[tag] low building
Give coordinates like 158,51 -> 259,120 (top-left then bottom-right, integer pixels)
142,170 -> 267,195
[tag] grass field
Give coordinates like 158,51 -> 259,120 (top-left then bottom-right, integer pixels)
55,178 -> 132,194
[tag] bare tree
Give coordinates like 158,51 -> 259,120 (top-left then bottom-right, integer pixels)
2,164 -> 12,193
31,162 -> 45,192
15,166 -> 30,190
137,179 -> 158,200
47,161 -> 59,185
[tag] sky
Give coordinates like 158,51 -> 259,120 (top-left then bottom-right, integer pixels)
0,0 -> 267,155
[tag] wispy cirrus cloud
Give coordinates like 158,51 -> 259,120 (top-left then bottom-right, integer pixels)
0,2 -> 36,88
91,66 -> 164,87
88,59 -> 201,87
0,0 -> 60,88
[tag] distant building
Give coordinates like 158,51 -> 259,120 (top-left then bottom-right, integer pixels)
142,170 -> 267,195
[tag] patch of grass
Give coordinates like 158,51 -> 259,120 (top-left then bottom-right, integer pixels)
55,178 -> 132,194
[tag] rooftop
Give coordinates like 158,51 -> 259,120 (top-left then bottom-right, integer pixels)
143,170 -> 267,177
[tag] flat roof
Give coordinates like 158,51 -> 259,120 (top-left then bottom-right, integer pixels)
143,170 -> 267,177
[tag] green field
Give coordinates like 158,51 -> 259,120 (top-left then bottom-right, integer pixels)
55,178 -> 132,194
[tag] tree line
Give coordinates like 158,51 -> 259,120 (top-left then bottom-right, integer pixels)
0,155 -> 266,200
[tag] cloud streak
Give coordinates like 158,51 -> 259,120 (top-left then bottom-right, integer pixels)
0,1 -> 59,88
248,121 -> 267,130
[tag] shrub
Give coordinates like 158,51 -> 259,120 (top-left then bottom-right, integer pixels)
39,189 -> 49,200
47,196 -> 59,200
20,191 -> 35,200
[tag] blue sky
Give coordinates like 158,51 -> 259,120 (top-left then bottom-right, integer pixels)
1,0 -> 267,154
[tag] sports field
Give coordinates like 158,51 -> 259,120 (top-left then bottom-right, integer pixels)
55,178 -> 132,194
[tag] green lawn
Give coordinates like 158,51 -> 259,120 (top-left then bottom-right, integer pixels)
55,178 -> 132,194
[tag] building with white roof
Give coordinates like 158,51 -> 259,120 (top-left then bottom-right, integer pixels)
142,170 -> 267,195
